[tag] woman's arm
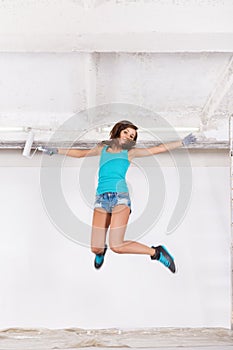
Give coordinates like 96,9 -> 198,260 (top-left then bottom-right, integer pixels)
39,144 -> 103,158
129,140 -> 182,159
58,145 -> 103,158
129,134 -> 196,160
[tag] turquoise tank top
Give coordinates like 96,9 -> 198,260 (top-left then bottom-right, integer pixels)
96,146 -> 130,194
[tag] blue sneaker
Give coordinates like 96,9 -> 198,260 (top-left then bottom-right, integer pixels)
151,245 -> 176,273
94,244 -> 107,269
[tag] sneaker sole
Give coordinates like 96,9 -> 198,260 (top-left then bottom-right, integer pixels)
160,245 -> 177,274
161,245 -> 174,260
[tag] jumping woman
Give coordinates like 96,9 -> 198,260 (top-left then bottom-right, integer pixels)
40,120 -> 196,273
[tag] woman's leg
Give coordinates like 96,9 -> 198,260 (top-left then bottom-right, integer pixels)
91,208 -> 111,255
109,205 -> 155,256
109,205 -> 177,273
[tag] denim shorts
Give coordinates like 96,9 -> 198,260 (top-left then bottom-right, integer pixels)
94,192 -> 131,213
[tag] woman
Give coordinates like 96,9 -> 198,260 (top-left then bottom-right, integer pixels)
40,120 -> 196,273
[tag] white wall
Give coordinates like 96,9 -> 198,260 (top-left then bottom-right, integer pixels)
0,0 -> 232,330
0,152 -> 231,329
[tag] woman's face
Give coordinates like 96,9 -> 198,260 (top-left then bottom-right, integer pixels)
119,127 -> 137,144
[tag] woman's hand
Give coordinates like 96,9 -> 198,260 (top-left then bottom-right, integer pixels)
38,146 -> 58,156
182,133 -> 197,146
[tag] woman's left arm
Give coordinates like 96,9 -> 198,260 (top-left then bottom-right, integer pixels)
129,133 -> 196,159
129,140 -> 182,159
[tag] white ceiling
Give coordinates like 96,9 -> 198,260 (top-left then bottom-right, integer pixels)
0,0 -> 232,52
0,1 -> 232,147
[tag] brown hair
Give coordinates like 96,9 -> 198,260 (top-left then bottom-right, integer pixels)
110,120 -> 138,141
101,120 -> 138,150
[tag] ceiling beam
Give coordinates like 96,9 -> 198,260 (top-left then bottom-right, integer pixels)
0,33 -> 233,53
85,53 -> 97,124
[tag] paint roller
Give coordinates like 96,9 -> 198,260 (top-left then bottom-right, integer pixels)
22,130 -> 37,158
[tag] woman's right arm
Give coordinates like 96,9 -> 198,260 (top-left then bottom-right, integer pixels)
39,144 -> 103,158
58,145 -> 103,158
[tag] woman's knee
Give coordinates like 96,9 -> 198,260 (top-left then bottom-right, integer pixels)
91,246 -> 104,255
110,244 -> 124,254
